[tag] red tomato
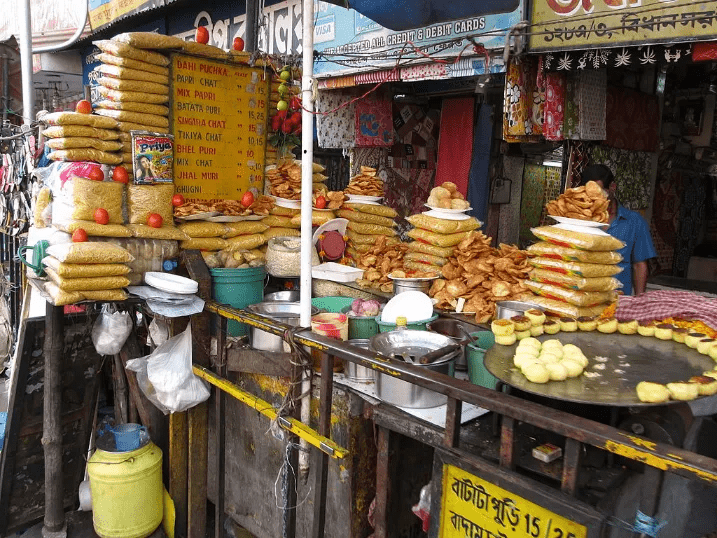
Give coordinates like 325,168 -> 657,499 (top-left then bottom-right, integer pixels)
276,109 -> 288,121
271,115 -> 283,132
232,37 -> 245,51
240,191 -> 255,208
315,195 -> 327,209
87,167 -> 104,181
72,228 -> 88,242
147,213 -> 163,228
172,194 -> 185,207
94,208 -> 109,225
112,166 -> 129,184
281,121 -> 293,134
195,26 -> 209,44
75,100 -> 92,114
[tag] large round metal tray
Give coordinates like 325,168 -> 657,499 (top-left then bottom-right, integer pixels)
484,332 -> 716,407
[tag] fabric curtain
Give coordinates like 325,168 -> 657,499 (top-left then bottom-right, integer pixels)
435,97 -> 475,196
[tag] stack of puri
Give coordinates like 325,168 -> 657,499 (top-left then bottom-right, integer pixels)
339,203 -> 399,262
526,225 -> 625,319
41,111 -> 122,166
40,242 -> 133,305
93,36 -> 172,172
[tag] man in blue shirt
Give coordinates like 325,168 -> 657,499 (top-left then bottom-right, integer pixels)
580,165 -> 657,295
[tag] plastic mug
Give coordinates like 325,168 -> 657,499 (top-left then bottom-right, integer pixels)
111,423 -> 148,452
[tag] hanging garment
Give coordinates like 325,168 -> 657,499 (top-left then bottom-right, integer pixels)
503,57 -> 541,143
435,97 -> 475,196
543,72 -> 566,141
315,89 -> 357,149
578,69 -> 607,140
355,97 -> 393,147
467,103 -> 493,225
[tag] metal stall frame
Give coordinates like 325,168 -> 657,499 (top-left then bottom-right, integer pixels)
203,300 -> 717,538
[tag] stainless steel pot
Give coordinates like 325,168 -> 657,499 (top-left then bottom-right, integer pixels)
426,318 -> 478,371
263,290 -> 300,302
345,340 -> 376,383
495,300 -> 543,320
247,302 -> 318,352
369,330 -> 458,408
392,278 -> 431,296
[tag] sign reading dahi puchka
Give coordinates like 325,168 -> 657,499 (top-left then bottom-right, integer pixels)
171,54 -> 268,202
530,0 -> 717,51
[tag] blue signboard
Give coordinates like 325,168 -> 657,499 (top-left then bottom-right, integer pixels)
313,0 -> 523,77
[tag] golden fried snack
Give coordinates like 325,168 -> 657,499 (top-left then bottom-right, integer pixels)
545,180 -> 609,223
636,382 -> 670,403
344,166 -> 384,197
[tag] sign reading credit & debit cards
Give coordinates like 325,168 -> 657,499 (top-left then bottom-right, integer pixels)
440,464 -> 587,538
312,1 -> 523,77
171,54 -> 268,202
530,0 -> 717,52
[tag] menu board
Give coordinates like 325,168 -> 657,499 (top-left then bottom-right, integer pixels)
171,54 -> 268,202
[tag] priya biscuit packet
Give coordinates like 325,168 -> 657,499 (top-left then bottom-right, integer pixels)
131,130 -> 174,184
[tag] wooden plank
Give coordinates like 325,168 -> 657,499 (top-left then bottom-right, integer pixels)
112,354 -> 129,424
311,353 -> 334,538
43,304 -> 65,534
188,403 -> 208,538
214,316 -> 227,538
227,347 -> 293,377
170,412 -> 188,538
443,397 -> 462,448
374,426 -> 390,538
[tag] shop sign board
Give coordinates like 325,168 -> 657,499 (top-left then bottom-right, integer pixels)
170,54 -> 268,201
89,0 -> 175,31
312,1 -> 523,77
530,0 -> 717,52
430,449 -> 603,538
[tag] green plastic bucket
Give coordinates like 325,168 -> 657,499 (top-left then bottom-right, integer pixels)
312,296 -> 355,313
210,266 -> 266,336
466,331 -> 497,389
340,307 -> 380,340
375,314 -> 439,333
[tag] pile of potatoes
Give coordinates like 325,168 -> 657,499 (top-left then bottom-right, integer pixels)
202,248 -> 265,269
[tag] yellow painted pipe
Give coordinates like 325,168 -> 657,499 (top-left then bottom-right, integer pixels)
193,365 -> 347,459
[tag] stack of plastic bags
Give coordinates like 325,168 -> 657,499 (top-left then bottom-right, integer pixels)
404,214 -> 481,274
42,111 -> 122,165
340,203 -> 399,262
525,226 -> 625,318
41,242 -> 133,305
127,184 -> 186,240
262,208 -> 301,241
93,38 -> 171,172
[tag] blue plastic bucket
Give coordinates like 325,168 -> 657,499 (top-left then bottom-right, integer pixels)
210,266 -> 266,336
112,423 -> 147,452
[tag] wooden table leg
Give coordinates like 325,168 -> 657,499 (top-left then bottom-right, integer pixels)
42,303 -> 66,536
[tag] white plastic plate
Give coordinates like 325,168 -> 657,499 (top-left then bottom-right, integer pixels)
381,291 -> 433,323
346,194 -> 383,204
206,214 -> 264,222
312,262 -> 364,283
388,273 -> 439,281
175,211 -> 220,221
422,210 -> 472,221
553,223 -> 610,236
424,204 -> 472,214
550,215 -> 609,228
144,272 -> 199,294
273,197 -> 301,209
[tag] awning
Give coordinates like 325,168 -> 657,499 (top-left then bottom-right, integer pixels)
321,0 -> 520,31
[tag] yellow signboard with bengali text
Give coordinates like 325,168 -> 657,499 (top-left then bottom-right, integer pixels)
171,55 -> 268,202
440,464 -> 587,538
89,0 -> 159,31
530,0 -> 717,51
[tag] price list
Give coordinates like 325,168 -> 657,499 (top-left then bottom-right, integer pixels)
171,54 -> 268,202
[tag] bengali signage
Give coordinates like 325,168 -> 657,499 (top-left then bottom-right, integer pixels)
312,0 -> 523,77
89,0 -> 173,31
440,464 -> 587,538
530,0 -> 717,51
171,54 -> 268,202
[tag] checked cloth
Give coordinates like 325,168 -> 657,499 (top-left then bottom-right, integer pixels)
616,290 -> 717,331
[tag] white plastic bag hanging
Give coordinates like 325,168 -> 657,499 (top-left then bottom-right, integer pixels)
91,304 -> 133,356
126,323 -> 210,414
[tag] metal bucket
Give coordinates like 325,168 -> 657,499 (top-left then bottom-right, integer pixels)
247,302 -> 318,352
369,330 -> 458,408
345,339 -> 376,383
263,290 -> 300,302
393,278 -> 431,296
426,318 -> 478,371
495,300 -> 543,320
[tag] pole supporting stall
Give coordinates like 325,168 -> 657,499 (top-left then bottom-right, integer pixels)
205,300 -> 717,487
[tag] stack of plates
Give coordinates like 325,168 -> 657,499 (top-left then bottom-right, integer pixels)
346,194 -> 383,205
273,196 -> 301,209
550,216 -> 609,236
423,204 -> 473,221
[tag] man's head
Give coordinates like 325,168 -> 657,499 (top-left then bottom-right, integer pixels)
580,164 -> 614,190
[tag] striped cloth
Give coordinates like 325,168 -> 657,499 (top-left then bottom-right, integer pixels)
616,290 -> 717,331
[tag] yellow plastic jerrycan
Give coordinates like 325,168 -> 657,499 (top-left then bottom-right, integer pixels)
87,442 -> 163,538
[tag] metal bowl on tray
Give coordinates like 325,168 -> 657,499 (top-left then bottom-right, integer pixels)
263,290 -> 300,302
344,339 -> 376,382
426,318 -> 479,371
369,330 -> 459,408
495,300 -> 542,320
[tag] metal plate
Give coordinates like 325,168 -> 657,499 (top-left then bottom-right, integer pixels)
484,332 -> 716,407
